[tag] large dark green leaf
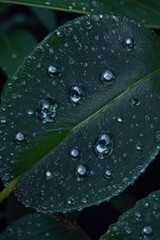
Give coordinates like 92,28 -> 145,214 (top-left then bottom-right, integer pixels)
0,14 -> 160,213
1,0 -> 160,28
101,190 -> 160,240
0,30 -> 37,77
0,213 -> 90,239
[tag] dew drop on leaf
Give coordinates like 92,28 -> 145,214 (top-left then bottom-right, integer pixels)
14,131 -> 27,144
75,164 -> 89,181
100,69 -> 115,85
67,196 -> 75,205
141,226 -> 153,237
103,169 -> 113,179
123,37 -> 135,50
27,109 -> 34,116
117,117 -> 123,123
47,64 -> 59,77
130,98 -> 140,107
136,144 -> 143,151
70,148 -> 80,161
45,170 -> 53,180
68,85 -> 85,106
93,133 -> 114,159
36,97 -> 58,123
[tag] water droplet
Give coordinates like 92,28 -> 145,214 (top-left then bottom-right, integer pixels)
142,226 -> 153,237
46,170 -> 53,180
130,98 -> 140,107
68,85 -> 85,106
136,144 -> 143,151
70,148 -> 80,161
117,117 -> 123,123
27,109 -> 34,116
75,164 -> 89,181
67,196 -> 75,205
123,37 -> 135,50
103,169 -> 112,179
37,97 -> 58,123
100,69 -> 115,85
93,133 -> 114,159
14,132 -> 27,144
0,116 -> 6,124
47,65 -> 59,77
84,21 -> 92,29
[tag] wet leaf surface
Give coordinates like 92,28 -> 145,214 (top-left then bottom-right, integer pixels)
0,14 -> 160,212
101,190 -> 160,240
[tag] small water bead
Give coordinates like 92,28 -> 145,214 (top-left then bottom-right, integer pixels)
75,164 -> 89,181
130,98 -> 140,107
27,109 -> 34,116
37,97 -> 58,123
100,69 -> 115,85
14,131 -> 27,144
103,169 -> 113,179
155,131 -> 160,140
45,170 -> 53,180
84,21 -> 92,29
117,117 -> 123,123
93,133 -> 114,159
123,37 -> 135,50
47,64 -> 59,77
67,196 -> 75,205
136,144 -> 143,151
68,85 -> 85,106
142,226 -> 153,237
70,148 -> 80,161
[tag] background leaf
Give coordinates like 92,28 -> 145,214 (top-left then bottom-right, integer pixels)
0,14 -> 160,213
0,213 -> 90,239
101,190 -> 160,240
0,30 -> 37,77
1,0 -> 160,28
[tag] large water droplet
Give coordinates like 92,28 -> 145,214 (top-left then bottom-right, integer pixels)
68,85 -> 85,106
14,131 -> 28,144
47,65 -> 59,77
75,164 -> 89,181
93,133 -> 114,159
70,148 -> 80,161
123,37 -> 135,50
142,226 -> 153,237
37,97 -> 58,123
100,69 -> 115,85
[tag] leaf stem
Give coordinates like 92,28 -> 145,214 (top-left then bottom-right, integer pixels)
0,175 -> 22,203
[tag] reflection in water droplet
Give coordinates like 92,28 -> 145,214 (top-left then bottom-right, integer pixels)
37,97 -> 58,123
70,148 -> 80,161
103,169 -> 112,179
100,69 -> 115,85
130,98 -> 140,107
93,133 -> 114,159
47,65 -> 59,77
68,85 -> 85,106
46,170 -> 53,180
75,164 -> 89,181
14,132 -> 27,144
142,226 -> 153,236
123,37 -> 135,50
67,196 -> 75,205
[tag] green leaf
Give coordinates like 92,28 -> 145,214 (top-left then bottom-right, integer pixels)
30,6 -> 57,32
100,190 -> 160,240
0,213 -> 90,239
0,14 -> 160,212
0,30 -> 37,77
1,0 -> 160,28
